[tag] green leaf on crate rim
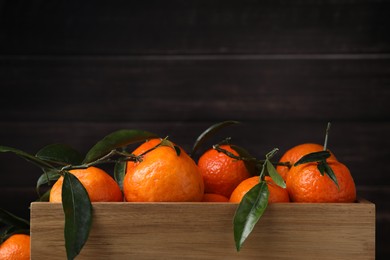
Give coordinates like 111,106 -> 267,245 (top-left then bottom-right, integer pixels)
83,129 -> 159,163
266,160 -> 286,188
36,143 -> 83,165
229,144 -> 257,176
294,151 -> 331,166
62,171 -> 92,260
190,120 -> 240,157
233,181 -> 269,251
0,145 -> 54,170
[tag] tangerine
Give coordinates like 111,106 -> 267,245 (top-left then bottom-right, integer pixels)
276,143 -> 337,181
49,166 -> 123,202
0,234 -> 30,260
202,193 -> 229,202
197,145 -> 251,198
229,176 -> 290,203
286,160 -> 356,203
123,140 -> 204,202
126,138 -> 162,171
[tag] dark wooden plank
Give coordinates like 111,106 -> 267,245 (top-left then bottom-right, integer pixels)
0,121 -> 389,186
1,56 -> 389,122
0,0 -> 389,55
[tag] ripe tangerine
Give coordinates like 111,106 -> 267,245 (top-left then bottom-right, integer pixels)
0,234 -> 30,260
197,145 -> 251,198
286,160 -> 356,203
229,176 -> 290,203
276,143 -> 337,181
123,139 -> 204,202
49,166 -> 123,202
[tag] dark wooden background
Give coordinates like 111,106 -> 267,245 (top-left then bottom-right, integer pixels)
1,0 -> 389,258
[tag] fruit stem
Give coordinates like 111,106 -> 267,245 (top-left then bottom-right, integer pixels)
213,144 -> 291,167
60,150 -> 141,171
323,122 -> 331,151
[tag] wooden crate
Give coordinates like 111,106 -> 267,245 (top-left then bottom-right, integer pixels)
30,200 -> 375,259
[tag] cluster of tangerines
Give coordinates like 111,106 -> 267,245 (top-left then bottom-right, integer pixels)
0,138 -> 356,260
50,139 -> 356,204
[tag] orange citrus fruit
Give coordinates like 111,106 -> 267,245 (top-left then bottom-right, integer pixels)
126,138 -> 162,171
229,176 -> 290,203
276,143 -> 337,181
197,145 -> 251,198
0,234 -> 30,260
202,193 -> 229,202
49,166 -> 123,202
286,160 -> 356,202
123,140 -> 204,202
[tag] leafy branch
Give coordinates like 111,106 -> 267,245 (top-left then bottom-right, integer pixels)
1,129 -> 159,260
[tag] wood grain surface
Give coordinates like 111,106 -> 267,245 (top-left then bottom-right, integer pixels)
30,201 -> 375,259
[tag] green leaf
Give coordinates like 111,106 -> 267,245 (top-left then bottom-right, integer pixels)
36,170 -> 61,190
0,208 -> 30,230
294,151 -> 331,166
0,145 -> 54,170
36,144 -> 83,165
62,172 -> 92,260
190,120 -> 240,157
114,161 -> 126,191
230,145 -> 257,176
233,181 -> 269,251
158,139 -> 181,156
83,129 -> 159,164
266,160 -> 286,188
318,161 -> 339,189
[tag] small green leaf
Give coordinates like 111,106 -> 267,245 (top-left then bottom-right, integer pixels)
317,161 -> 326,175
233,181 -> 269,251
318,161 -> 339,189
0,145 -> 54,170
114,161 -> 126,191
36,170 -> 61,189
190,120 -> 240,157
266,160 -> 286,188
36,144 -> 83,165
230,145 -> 257,176
294,151 -> 331,166
159,139 -> 181,156
0,208 -> 30,230
62,172 -> 92,260
83,129 -> 158,164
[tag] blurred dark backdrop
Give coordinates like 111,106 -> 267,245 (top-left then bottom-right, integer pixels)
0,0 -> 389,258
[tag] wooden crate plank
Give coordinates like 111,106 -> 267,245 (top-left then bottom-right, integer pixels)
30,201 -> 375,259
